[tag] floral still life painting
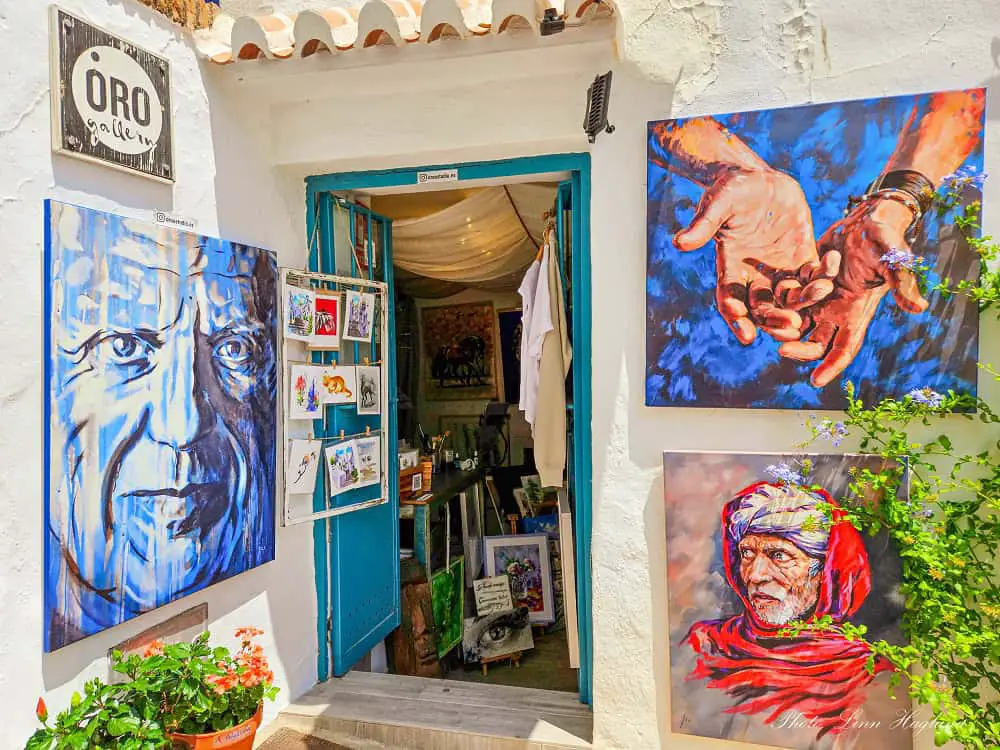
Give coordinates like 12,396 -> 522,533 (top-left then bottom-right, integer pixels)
288,364 -> 324,420
311,293 -> 340,349
325,440 -> 360,497
484,534 -> 555,625
284,283 -> 315,342
43,201 -> 277,651
646,89 -> 985,409
663,451 -> 910,750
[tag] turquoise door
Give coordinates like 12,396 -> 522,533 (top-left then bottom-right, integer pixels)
308,192 -> 400,678
306,155 -> 593,704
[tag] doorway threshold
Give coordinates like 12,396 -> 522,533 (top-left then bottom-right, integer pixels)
257,672 -> 592,750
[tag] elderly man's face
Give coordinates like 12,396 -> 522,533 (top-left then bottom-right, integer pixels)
738,533 -> 822,625
51,209 -> 275,620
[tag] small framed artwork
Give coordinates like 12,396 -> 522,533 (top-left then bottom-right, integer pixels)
411,472 -> 423,493
354,436 -> 381,490
343,290 -> 376,342
286,439 -> 322,495
311,293 -> 340,349
484,533 -> 555,625
325,440 -> 359,497
288,364 -> 324,420
497,308 -> 522,405
431,557 -> 465,658
319,365 -> 357,405
462,607 -> 534,664
356,366 -> 381,415
284,283 -> 315,342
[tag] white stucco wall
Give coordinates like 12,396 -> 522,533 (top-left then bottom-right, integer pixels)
5,0 -> 1000,749
225,2 -> 1000,747
0,1 -> 317,747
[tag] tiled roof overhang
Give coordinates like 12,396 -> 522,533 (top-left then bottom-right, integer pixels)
194,0 -> 615,64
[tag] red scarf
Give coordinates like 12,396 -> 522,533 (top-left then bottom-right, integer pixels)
684,482 -> 893,737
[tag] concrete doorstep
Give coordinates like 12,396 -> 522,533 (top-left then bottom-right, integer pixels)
254,672 -> 593,750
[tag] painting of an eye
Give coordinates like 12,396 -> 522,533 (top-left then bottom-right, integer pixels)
90,332 -> 155,371
110,334 -> 139,359
463,606 -> 534,664
214,334 -> 255,369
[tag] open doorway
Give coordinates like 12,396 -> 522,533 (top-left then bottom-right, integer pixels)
370,180 -> 579,694
303,155 -> 593,709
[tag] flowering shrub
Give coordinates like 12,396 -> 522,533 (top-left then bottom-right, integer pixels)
117,628 -> 278,736
28,628 -> 278,749
791,181 -> 1000,748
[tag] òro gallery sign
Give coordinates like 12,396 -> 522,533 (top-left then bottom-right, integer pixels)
49,7 -> 173,183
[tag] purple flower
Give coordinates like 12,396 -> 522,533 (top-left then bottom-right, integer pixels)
941,165 -> 988,191
880,248 -> 924,271
907,387 -> 945,409
911,505 -> 934,519
765,462 -> 805,485
816,419 -> 848,447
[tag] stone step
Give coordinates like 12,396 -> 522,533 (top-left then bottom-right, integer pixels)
256,672 -> 592,750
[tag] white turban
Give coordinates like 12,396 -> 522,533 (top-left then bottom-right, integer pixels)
726,483 -> 830,559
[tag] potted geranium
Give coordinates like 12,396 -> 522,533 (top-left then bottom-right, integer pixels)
29,628 -> 278,750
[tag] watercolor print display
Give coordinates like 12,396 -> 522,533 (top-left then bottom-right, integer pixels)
343,290 -> 376,342
353,436 -> 381,489
462,607 -> 534,663
311,293 -> 340,349
286,439 -> 322,496
288,364 -> 324,420
663,451 -> 910,750
646,89 -> 985,409
319,365 -> 357,405
356,366 -> 380,415
284,283 -> 315,342
325,440 -> 360,497
43,200 -> 278,651
484,534 -> 555,625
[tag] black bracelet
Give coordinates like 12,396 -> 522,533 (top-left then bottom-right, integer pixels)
865,169 -> 936,216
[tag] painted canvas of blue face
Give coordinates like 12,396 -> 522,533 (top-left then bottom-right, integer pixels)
44,201 -> 278,651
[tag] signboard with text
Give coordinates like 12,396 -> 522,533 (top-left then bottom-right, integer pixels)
49,7 -> 174,183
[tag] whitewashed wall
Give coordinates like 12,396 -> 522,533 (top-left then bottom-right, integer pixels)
0,1 -> 316,747
4,0 -> 1000,748
228,1 -> 1000,747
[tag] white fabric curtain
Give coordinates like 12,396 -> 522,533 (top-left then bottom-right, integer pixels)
390,184 -> 556,290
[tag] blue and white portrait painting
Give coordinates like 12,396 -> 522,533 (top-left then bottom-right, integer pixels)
646,89 -> 985,409
44,201 -> 278,651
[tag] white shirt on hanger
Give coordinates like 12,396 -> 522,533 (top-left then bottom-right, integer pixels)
517,242 -> 553,427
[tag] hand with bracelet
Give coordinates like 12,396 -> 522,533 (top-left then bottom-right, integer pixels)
649,118 -> 837,345
779,90 -> 985,387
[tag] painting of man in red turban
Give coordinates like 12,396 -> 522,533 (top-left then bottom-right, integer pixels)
665,453 -> 910,750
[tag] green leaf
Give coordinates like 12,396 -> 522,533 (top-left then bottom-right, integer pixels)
935,722 -> 954,747
25,729 -> 54,750
107,715 -> 142,737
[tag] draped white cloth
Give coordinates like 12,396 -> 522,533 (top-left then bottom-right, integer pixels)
391,184 -> 556,294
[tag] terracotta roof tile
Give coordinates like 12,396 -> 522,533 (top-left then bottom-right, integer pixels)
194,0 -> 614,63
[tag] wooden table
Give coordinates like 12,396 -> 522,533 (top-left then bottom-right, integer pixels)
400,467 -> 484,581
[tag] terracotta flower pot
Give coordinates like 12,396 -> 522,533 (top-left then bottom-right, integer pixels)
169,704 -> 263,750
